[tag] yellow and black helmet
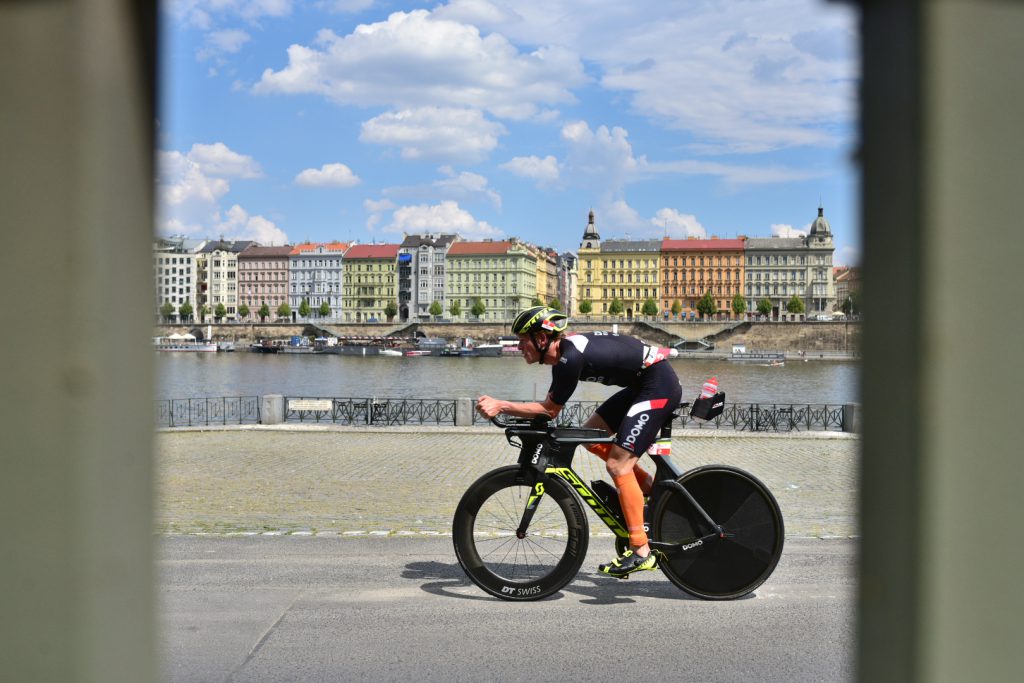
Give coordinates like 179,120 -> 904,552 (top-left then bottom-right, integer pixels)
511,306 -> 568,336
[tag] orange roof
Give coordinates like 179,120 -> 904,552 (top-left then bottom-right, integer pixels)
344,244 -> 400,259
661,238 -> 746,251
448,241 -> 514,255
289,241 -> 350,255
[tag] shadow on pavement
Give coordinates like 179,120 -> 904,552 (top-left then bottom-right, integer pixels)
401,560 -> 754,604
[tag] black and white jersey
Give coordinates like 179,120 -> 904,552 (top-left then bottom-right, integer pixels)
547,332 -> 672,406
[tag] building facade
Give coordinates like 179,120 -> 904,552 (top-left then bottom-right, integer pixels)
661,238 -> 746,319
558,252 -> 579,317
153,237 -> 205,321
446,240 -> 537,322
341,244 -> 399,322
238,245 -> 292,319
834,266 -> 861,312
745,206 -> 837,317
197,239 -> 254,320
577,210 -> 661,318
525,243 -> 559,306
289,242 -> 349,319
398,234 -> 457,322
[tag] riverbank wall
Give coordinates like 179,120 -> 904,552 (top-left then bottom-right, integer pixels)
154,320 -> 861,354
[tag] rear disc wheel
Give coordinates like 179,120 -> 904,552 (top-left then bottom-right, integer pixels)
652,465 -> 784,599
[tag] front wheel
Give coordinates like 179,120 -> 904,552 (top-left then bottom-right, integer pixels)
453,466 -> 589,600
651,465 -> 784,600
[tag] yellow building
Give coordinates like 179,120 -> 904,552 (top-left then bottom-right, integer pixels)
341,244 -> 400,322
576,210 -> 661,318
524,243 -> 559,306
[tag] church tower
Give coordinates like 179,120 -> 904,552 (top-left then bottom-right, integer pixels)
808,205 -> 833,246
580,208 -> 601,250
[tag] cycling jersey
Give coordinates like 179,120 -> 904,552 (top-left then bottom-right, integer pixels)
549,332 -> 682,454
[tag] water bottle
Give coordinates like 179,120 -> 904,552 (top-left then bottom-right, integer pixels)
700,376 -> 719,398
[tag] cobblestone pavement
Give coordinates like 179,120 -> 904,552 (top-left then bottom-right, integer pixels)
156,426 -> 858,539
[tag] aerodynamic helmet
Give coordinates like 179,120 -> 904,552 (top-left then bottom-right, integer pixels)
511,306 -> 568,337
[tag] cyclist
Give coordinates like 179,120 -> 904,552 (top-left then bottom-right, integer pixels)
476,306 -> 682,578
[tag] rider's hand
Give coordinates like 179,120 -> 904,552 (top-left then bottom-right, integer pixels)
476,395 -> 503,418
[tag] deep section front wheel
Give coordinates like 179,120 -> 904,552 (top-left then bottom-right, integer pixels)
651,465 -> 784,600
452,466 -> 589,600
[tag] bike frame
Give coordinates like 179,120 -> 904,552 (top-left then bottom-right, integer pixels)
501,412 -> 727,556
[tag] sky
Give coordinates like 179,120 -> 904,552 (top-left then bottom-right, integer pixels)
158,0 -> 861,265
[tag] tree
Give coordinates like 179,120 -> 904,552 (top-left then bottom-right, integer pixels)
214,303 -> 226,321
731,294 -> 747,317
199,304 -> 211,322
548,298 -> 562,311
757,298 -> 772,317
696,291 -> 716,318
449,299 -> 462,318
178,301 -> 193,322
384,301 -> 398,321
160,301 -> 175,322
671,300 -> 682,318
531,295 -> 544,306
641,298 -> 658,316
298,298 -> 311,318
471,298 -> 486,318
786,295 -> 805,314
238,303 -> 250,320
276,302 -> 291,320
578,299 -> 592,315
258,303 -> 270,322
318,301 -> 331,318
608,298 -> 624,315
429,300 -> 443,318
842,292 -> 861,316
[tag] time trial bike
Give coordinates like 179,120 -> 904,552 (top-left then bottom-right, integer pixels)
452,406 -> 784,601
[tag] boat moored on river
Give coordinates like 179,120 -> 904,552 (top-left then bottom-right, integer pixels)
153,333 -> 217,352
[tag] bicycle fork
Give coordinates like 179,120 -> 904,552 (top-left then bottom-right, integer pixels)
514,479 -> 547,539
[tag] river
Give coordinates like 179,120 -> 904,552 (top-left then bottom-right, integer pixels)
157,353 -> 859,405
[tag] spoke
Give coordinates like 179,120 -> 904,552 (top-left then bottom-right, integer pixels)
523,535 -> 566,561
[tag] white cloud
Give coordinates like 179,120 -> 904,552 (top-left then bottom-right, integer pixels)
317,0 -> 375,13
363,198 -> 396,230
771,223 -> 809,238
214,204 -> 289,244
652,208 -> 707,238
381,200 -> 503,240
443,0 -> 857,153
159,150 -> 231,209
253,9 -> 585,120
602,200 -> 647,236
295,163 -> 361,187
156,142 -> 278,240
645,159 -> 820,185
197,29 -> 251,61
359,107 -> 506,162
166,0 -> 293,29
433,167 -> 502,208
186,142 -> 262,178
501,155 -> 560,184
559,121 -> 643,201
835,245 -> 860,267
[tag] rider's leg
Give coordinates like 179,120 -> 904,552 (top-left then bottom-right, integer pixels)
605,445 -> 650,556
582,412 -> 654,494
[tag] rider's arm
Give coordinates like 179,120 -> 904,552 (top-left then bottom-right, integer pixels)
476,393 -> 563,419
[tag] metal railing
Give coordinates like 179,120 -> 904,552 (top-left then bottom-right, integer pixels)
471,399 -> 849,432
156,397 -> 261,428
285,397 -> 458,425
157,395 -> 853,432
